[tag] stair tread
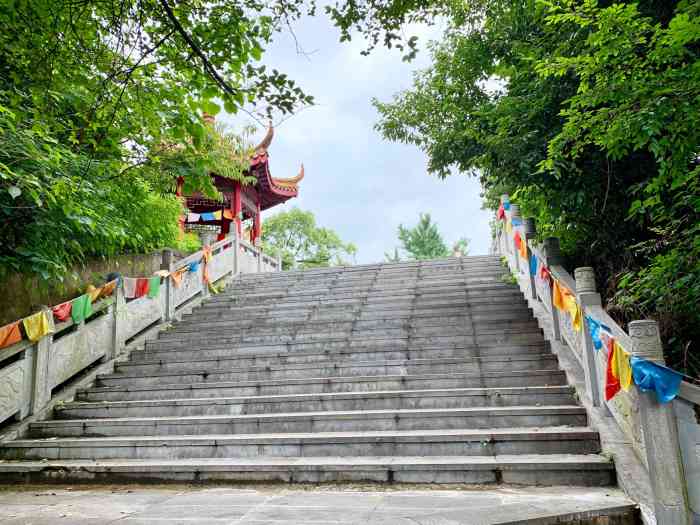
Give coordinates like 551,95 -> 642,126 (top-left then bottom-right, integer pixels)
0,454 -> 613,470
82,369 -> 566,393
6,427 -> 599,446
115,353 -> 555,371
34,405 -> 585,426
67,385 -> 573,409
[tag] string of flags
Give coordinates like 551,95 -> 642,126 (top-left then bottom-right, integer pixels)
0,243 -> 226,351
186,210 -> 235,223
497,203 -> 686,404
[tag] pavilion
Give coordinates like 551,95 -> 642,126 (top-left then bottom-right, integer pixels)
176,119 -> 303,244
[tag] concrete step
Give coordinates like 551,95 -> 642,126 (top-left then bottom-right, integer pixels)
0,455 -> 616,485
78,369 -> 568,402
144,332 -> 546,354
60,386 -> 576,418
160,321 -> 543,341
1,428 -> 601,461
173,313 -> 538,334
131,341 -> 549,364
104,354 -> 559,386
28,406 -> 587,438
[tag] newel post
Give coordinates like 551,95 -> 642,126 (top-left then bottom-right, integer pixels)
524,218 -> 537,300
510,204 -> 522,274
161,249 -> 174,322
632,320 -> 691,525
112,278 -> 127,358
574,267 -> 601,407
31,307 -> 54,414
499,194 -> 509,255
543,237 -> 563,342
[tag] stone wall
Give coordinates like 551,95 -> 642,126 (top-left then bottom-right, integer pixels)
0,250 -> 185,325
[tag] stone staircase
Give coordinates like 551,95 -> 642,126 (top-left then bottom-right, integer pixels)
0,256 -> 615,486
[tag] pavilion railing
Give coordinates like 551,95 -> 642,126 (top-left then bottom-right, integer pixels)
496,194 -> 699,525
0,230 -> 281,438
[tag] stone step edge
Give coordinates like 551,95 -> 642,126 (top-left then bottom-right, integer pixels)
81,369 -> 567,394
65,385 -> 573,410
133,341 -> 548,360
114,353 -> 557,372
31,405 -> 586,427
0,454 -> 614,473
4,427 -> 599,448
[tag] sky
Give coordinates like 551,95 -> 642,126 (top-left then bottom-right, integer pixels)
222,13 -> 492,264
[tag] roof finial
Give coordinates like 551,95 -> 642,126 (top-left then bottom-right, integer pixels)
255,120 -> 274,154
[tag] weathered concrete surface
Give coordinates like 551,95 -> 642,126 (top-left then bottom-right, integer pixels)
0,484 -> 638,524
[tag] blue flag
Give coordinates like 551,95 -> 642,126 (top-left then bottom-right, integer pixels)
188,261 -> 200,273
503,201 -> 511,210
585,315 -> 611,351
630,356 -> 683,403
529,255 -> 538,276
200,212 -> 216,221
511,217 -> 522,226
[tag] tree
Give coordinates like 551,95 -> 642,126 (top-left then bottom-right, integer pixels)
395,213 -> 449,260
370,0 -> 699,372
452,237 -> 469,257
261,208 -> 357,270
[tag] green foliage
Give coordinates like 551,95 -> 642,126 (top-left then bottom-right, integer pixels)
394,213 -> 449,260
371,0 -> 700,373
261,208 -> 357,270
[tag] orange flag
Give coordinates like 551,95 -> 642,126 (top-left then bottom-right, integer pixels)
0,321 -> 22,349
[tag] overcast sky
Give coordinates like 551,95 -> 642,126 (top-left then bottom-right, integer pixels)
222,13 -> 491,264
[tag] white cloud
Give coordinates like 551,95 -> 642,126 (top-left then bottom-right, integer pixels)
223,13 -> 492,263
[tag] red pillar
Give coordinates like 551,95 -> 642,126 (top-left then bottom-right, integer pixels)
233,182 -> 242,237
253,200 -> 261,245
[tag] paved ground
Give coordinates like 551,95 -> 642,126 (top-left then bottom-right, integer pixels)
0,484 -> 635,524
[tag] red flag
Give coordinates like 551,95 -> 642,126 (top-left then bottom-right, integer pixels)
605,338 -> 621,400
51,301 -> 72,322
135,278 -> 150,298
497,204 -> 505,220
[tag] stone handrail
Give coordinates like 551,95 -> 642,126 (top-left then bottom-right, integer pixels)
0,230 -> 280,436
495,194 -> 697,525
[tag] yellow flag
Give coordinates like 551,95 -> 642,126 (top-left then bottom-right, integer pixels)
23,311 -> 53,342
612,342 -> 633,390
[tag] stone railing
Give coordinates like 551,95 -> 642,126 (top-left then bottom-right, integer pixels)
0,231 -> 280,434
496,194 -> 699,525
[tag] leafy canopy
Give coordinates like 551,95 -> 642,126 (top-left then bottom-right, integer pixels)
261,208 -> 357,270
371,0 -> 700,373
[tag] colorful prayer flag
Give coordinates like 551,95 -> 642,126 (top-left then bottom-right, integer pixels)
529,255 -> 538,277
584,315 -> 611,351
223,210 -> 234,220
147,276 -> 161,298
605,338 -> 621,401
71,294 -> 93,323
539,264 -> 551,283
123,277 -> 138,298
170,268 -> 185,287
23,311 -> 53,342
135,278 -> 150,298
497,204 -> 505,220
86,284 -> 102,303
630,356 -> 683,403
51,301 -> 72,323
200,212 -> 215,221
503,201 -> 511,210
212,210 -> 222,220
552,279 -> 566,311
188,261 -> 200,273
511,217 -> 522,227
100,280 -> 117,298
611,341 -> 632,391
186,212 -> 200,223
0,321 -> 22,349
